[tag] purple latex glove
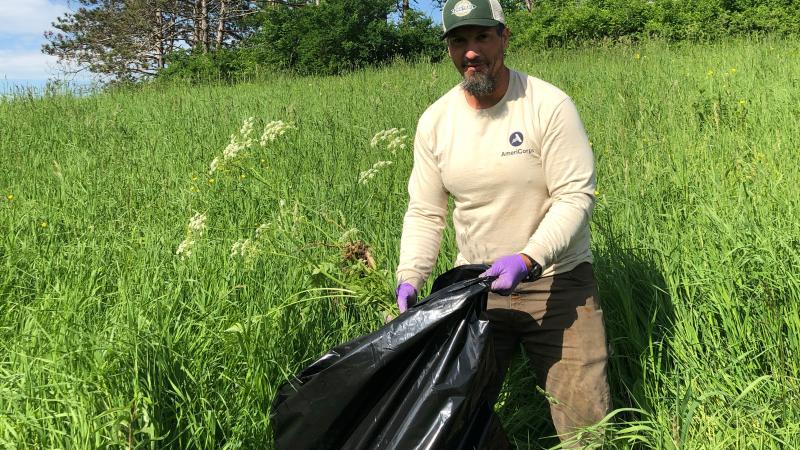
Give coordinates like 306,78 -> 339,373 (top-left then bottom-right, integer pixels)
480,254 -> 530,296
396,283 -> 418,313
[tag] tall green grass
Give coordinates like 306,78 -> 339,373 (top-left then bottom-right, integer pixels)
1,36 -> 799,448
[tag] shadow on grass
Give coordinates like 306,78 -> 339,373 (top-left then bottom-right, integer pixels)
495,353 -> 560,449
594,242 -> 675,427
495,242 -> 674,449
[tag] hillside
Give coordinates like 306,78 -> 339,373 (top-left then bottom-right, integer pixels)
1,37 -> 799,448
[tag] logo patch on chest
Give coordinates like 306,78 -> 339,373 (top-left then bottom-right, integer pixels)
509,131 -> 524,147
502,131 -> 537,158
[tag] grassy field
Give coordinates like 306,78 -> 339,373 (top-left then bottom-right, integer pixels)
1,36 -> 799,448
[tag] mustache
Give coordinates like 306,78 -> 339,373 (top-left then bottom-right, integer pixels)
462,58 -> 487,67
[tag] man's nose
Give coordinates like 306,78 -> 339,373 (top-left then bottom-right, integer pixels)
464,49 -> 480,61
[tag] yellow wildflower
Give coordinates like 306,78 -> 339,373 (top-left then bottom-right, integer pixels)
738,99 -> 746,105
729,67 -> 737,74
40,222 -> 48,228
634,53 -> 641,60
594,190 -> 601,197
6,194 -> 12,201
208,178 -> 215,185
240,173 -> 246,180
707,69 -> 714,77
192,175 -> 198,181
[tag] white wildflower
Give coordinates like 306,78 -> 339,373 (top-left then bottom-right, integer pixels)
240,117 -> 255,138
188,212 -> 207,233
176,212 -> 207,259
370,128 -> 408,153
369,131 -> 384,147
260,120 -> 294,146
209,157 -> 220,175
230,239 -> 245,257
223,136 -> 247,160
387,136 -> 406,154
230,238 -> 257,258
358,169 -> 373,184
176,237 -> 194,258
358,160 -> 393,185
255,223 -> 269,237
370,129 -> 389,147
216,117 -> 257,168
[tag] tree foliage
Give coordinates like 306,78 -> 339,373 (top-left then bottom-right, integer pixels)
250,0 -> 440,75
43,0 -> 800,82
160,0 -> 442,80
43,0 -> 259,81
44,0 -> 441,81
505,0 -> 800,49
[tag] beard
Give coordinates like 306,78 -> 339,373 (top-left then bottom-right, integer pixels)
461,67 -> 496,97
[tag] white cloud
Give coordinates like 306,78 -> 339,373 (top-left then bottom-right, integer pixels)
0,49 -> 60,78
0,0 -> 69,35
0,1 -> 84,81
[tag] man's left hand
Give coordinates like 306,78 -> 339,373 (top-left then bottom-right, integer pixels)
480,254 -> 534,296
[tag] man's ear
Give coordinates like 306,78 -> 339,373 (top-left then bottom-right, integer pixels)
502,27 -> 510,49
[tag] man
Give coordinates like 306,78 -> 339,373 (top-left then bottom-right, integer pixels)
394,0 -> 611,446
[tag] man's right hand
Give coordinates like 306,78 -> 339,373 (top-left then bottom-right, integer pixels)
396,283 -> 418,313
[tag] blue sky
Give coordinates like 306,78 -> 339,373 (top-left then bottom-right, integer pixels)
0,0 -> 443,92
0,0 -> 73,87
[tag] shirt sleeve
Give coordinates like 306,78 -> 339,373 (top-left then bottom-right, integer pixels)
395,117 -> 449,291
521,97 -> 596,268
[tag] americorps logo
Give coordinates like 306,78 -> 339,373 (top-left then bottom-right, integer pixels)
452,0 -> 477,17
509,131 -> 524,147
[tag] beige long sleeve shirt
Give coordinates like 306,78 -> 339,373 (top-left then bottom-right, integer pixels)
396,70 -> 596,291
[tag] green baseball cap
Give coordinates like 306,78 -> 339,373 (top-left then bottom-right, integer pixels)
441,0 -> 505,39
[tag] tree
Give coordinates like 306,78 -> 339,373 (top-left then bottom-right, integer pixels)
44,0 -> 173,80
43,0 -> 260,80
44,0 -> 443,81
211,0 -> 440,77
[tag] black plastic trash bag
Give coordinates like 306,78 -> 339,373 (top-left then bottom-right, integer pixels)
271,265 -> 510,449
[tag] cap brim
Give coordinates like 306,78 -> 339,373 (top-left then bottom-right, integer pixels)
441,18 -> 502,40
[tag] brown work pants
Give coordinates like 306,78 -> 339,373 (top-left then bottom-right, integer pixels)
482,262 -> 611,447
